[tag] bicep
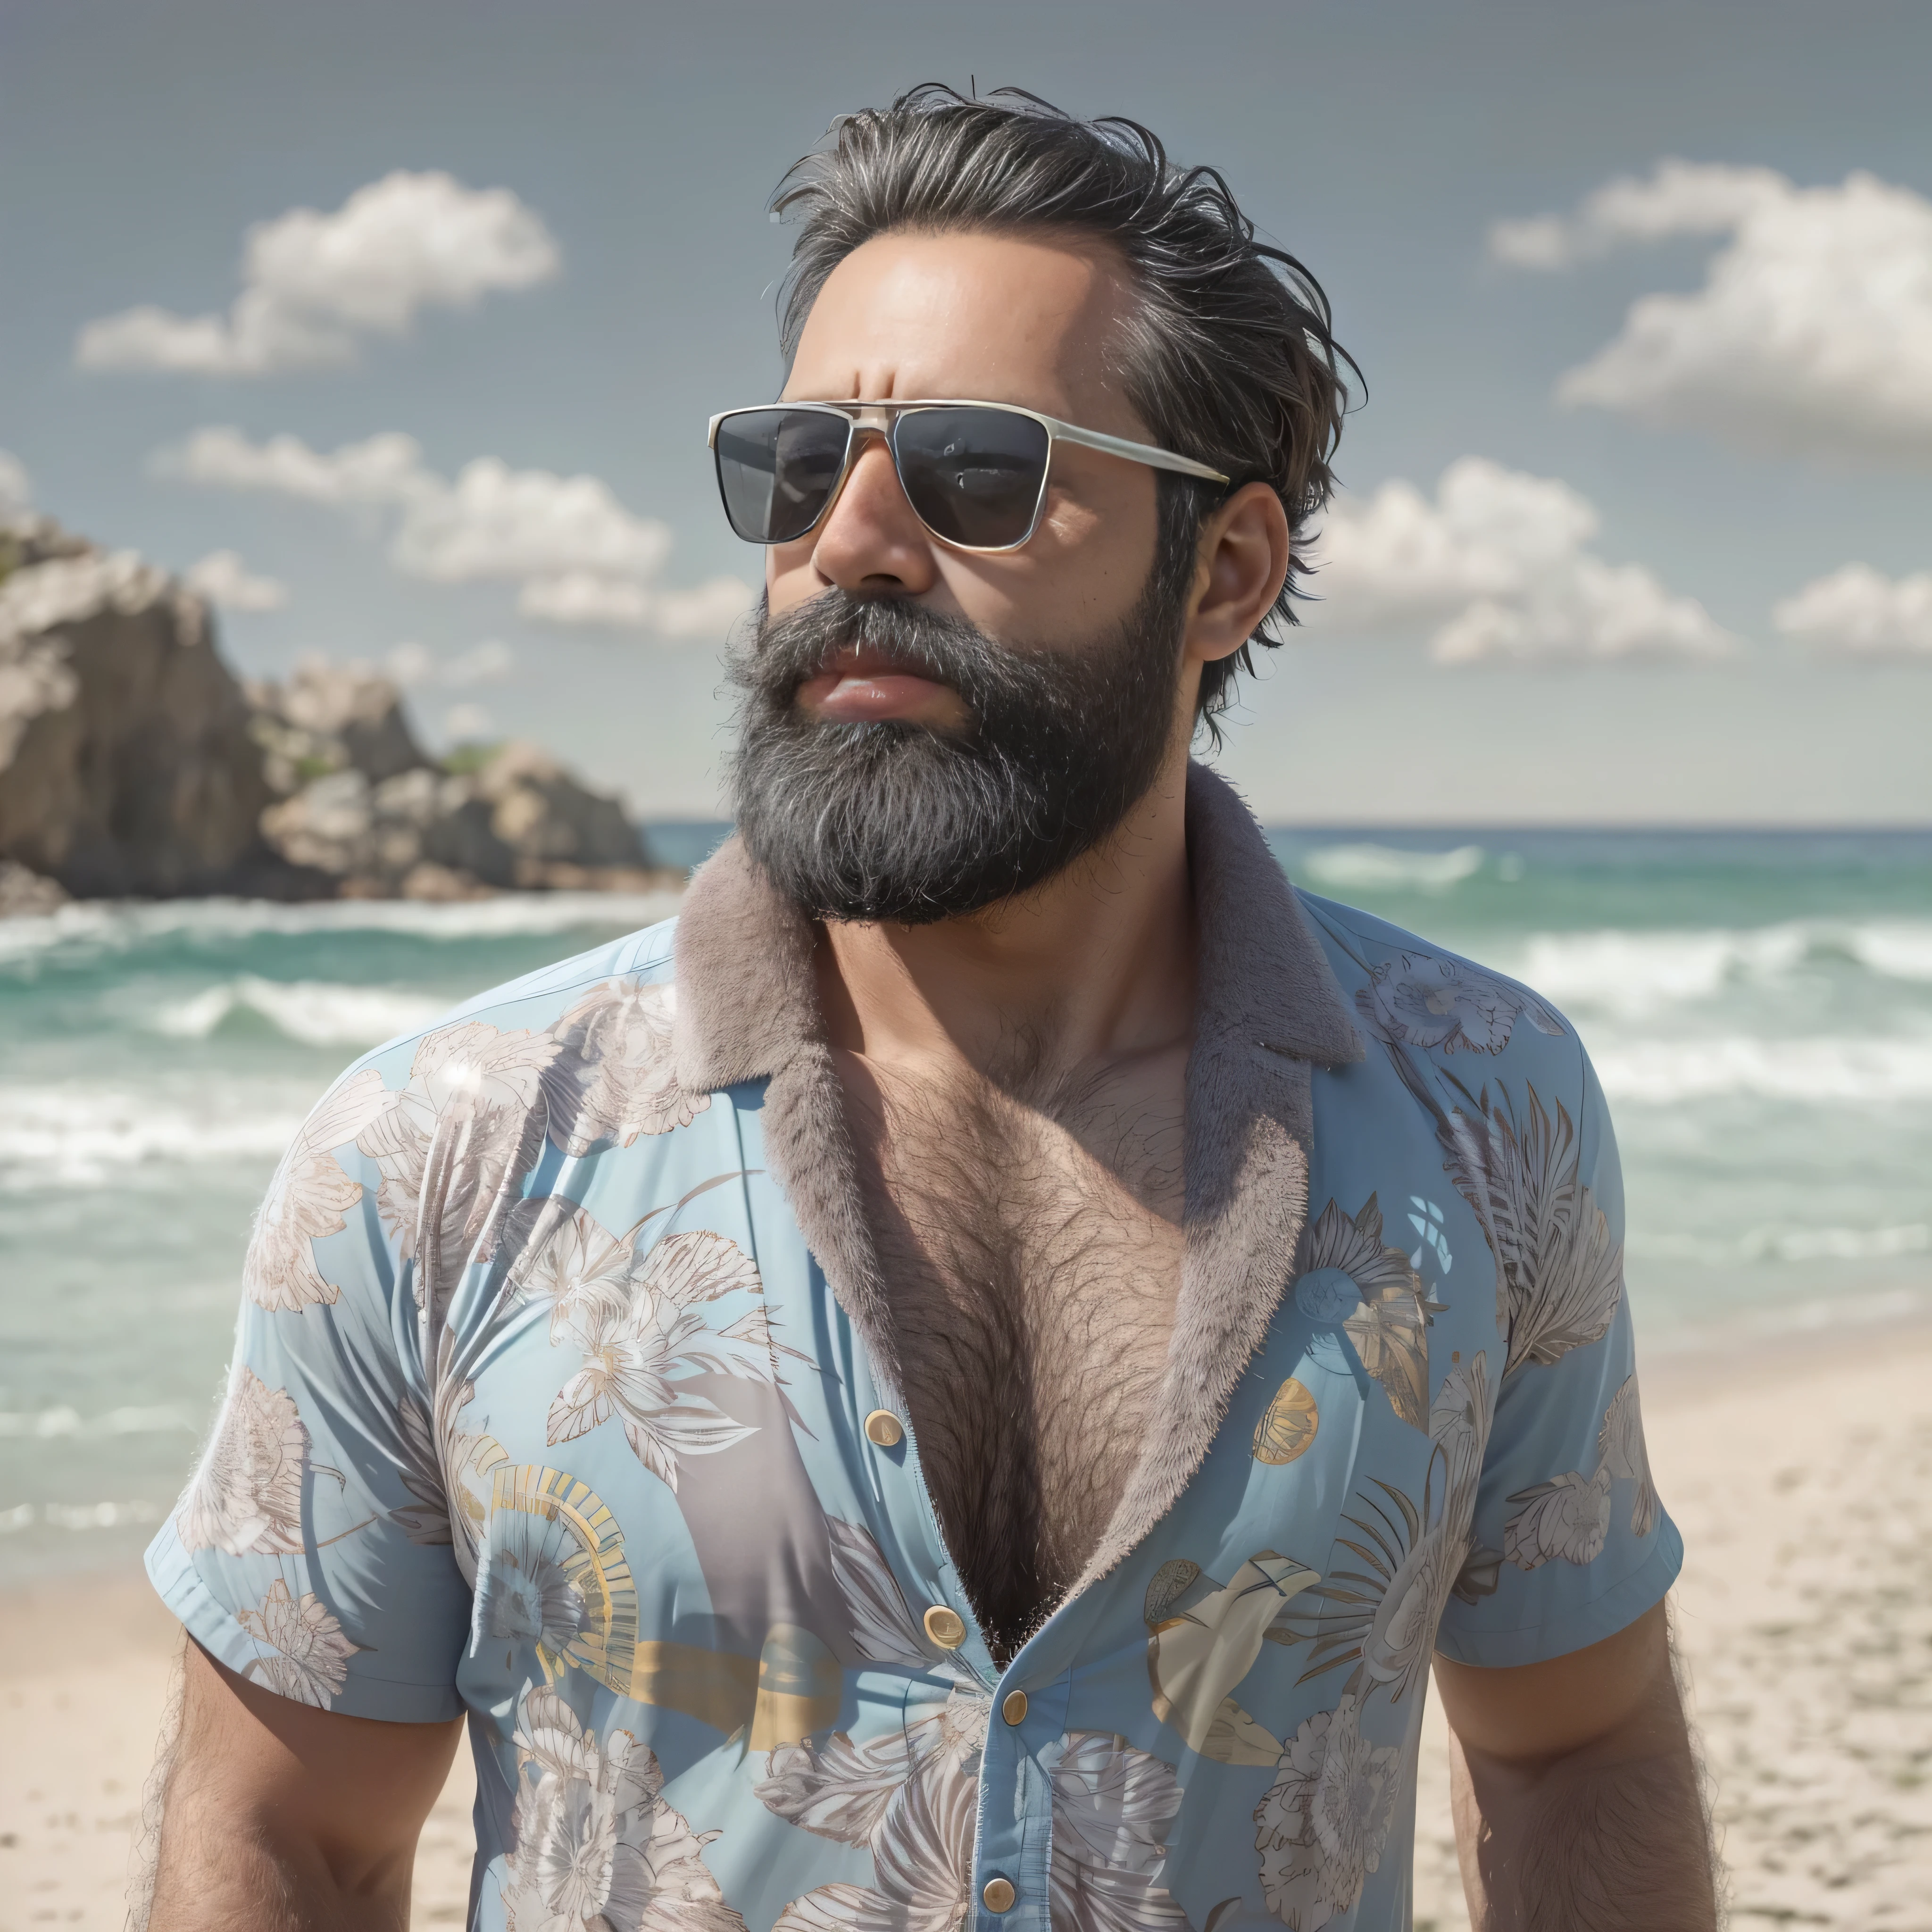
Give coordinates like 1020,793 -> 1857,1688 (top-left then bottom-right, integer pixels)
1433,1598 -> 1675,1769
173,1638 -> 463,1872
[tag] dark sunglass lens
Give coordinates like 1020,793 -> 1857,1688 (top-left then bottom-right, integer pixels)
892,408 -> 1050,548
715,409 -> 849,543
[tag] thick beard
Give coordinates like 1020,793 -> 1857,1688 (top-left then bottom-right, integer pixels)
726,571 -> 1189,925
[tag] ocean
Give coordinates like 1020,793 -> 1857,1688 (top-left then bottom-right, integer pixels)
4,825 -> 1929,1587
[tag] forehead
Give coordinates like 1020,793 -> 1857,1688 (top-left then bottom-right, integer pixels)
784,228 -> 1140,424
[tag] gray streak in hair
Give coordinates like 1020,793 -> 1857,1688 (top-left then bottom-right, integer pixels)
770,83 -> 1360,737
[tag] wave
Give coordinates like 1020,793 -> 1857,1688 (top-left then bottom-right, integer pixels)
1591,1034 -> 1932,1105
0,1404 -> 198,1440
0,1500 -> 162,1534
0,1083 -> 304,1187
1509,918 -> 1932,1017
1628,1222 -> 1931,1267
1299,843 -> 1487,892
0,886 -> 685,965
153,975 -> 448,1048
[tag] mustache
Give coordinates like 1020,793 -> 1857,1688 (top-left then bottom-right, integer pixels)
729,589 -> 1059,727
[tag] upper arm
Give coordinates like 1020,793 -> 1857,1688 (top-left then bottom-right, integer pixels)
1434,1598 -> 1677,1770
176,1638 -> 464,1862
145,1057 -> 475,1724
1432,1038 -> 1682,1671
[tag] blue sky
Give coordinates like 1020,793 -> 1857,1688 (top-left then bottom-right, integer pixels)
2,0 -> 1928,822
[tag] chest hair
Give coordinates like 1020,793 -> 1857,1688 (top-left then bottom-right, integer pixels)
840,1052 -> 1187,1662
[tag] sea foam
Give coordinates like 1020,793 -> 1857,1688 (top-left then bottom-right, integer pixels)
153,975 -> 448,1048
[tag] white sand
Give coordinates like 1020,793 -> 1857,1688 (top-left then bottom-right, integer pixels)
5,1326 -> 1930,1931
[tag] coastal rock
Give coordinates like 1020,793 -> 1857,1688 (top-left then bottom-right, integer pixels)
0,517 -> 672,903
0,519 -> 304,897
0,857 -> 70,917
246,661 -> 666,899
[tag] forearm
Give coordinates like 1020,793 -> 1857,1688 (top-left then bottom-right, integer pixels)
1448,1685 -> 1716,1931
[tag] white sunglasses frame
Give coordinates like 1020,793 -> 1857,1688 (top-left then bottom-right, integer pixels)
706,398 -> 1231,554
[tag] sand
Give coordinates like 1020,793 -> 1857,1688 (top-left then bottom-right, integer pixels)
5,1325 -> 1931,1932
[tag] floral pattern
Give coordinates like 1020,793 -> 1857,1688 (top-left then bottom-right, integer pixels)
1254,1695 -> 1400,1931
1432,1076 -> 1624,1376
150,888 -> 1675,1932
355,1017 -> 560,1330
1276,1355 -> 1493,1705
505,1686 -> 746,1932
175,1366 -> 314,1556
1355,949 -> 1563,1057
540,1216 -> 775,1490
238,1579 -> 360,1708
1292,1195 -> 1445,1429
542,978 -> 707,1155
1505,1373 -> 1659,1570
244,1067 -> 395,1311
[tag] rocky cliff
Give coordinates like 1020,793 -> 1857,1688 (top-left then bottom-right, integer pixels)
0,517 -> 673,903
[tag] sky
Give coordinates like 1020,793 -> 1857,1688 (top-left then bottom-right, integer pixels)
2,0 -> 1929,824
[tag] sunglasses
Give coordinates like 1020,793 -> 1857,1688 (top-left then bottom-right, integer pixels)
707,400 -> 1230,554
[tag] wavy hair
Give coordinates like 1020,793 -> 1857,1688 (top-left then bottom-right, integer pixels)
771,83 -> 1359,736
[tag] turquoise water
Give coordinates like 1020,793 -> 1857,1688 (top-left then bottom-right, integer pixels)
3,829 -> 1929,1585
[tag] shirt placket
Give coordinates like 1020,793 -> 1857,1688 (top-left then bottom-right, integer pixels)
854,1380 -> 1083,1932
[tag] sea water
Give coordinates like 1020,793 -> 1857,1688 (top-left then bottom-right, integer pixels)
3,829 -> 1929,1584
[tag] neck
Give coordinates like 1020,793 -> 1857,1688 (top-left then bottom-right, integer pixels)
813,749 -> 1197,1086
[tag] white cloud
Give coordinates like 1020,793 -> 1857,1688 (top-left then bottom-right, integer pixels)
1312,456 -> 1738,666
0,449 -> 33,522
164,426 -> 434,505
1492,161 -> 1932,459
517,570 -> 756,637
443,702 -> 495,741
76,171 -> 558,377
163,425 -> 755,639
1488,160 -> 1786,267
393,458 -> 671,584
387,638 -> 516,687
1772,564 -> 1932,658
184,548 -> 289,612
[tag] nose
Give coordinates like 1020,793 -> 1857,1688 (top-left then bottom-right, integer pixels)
805,427 -> 939,597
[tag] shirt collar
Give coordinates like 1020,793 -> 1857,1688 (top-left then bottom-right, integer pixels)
671,758 -> 1362,1599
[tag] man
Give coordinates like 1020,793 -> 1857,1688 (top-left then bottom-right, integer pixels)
143,88 -> 1716,1932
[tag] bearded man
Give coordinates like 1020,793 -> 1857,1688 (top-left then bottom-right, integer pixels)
143,88 -> 1716,1932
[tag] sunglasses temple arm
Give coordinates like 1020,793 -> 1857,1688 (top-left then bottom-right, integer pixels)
1045,419 -> 1230,484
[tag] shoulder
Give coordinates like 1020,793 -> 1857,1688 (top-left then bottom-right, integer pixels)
341,912 -> 681,1083
1293,889 -> 1588,1093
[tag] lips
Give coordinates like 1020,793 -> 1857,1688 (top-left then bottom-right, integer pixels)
794,644 -> 957,724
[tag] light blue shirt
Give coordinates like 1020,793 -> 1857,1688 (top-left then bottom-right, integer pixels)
149,765 -> 1678,1932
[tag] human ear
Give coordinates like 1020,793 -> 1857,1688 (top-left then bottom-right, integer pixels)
1183,482 -> 1291,666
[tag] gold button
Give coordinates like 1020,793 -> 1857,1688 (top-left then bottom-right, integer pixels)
982,1878 -> 1016,1914
923,1605 -> 966,1649
863,1409 -> 905,1448
1001,1690 -> 1028,1725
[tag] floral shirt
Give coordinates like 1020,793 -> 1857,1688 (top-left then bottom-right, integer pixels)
148,764 -> 1679,1932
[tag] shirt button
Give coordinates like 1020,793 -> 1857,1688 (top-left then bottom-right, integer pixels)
863,1409 -> 905,1448
923,1605 -> 966,1649
1001,1689 -> 1028,1725
982,1878 -> 1016,1914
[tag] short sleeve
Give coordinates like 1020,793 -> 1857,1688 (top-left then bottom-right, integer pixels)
1433,1041 -> 1682,1668
145,1057 -> 472,1722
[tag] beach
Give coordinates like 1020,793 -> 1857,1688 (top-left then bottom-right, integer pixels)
4,1321 -> 1928,1932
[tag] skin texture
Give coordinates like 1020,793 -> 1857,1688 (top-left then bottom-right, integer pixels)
147,1641 -> 460,1929
1436,1601 -> 1718,1930
142,225 -> 1715,1927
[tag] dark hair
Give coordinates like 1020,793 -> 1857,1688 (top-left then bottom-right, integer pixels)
771,83 -> 1358,736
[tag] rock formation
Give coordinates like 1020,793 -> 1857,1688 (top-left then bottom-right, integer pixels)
0,518 -> 303,897
0,517 -> 674,905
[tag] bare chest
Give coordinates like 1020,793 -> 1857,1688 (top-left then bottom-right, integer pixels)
841,1059 -> 1187,1658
